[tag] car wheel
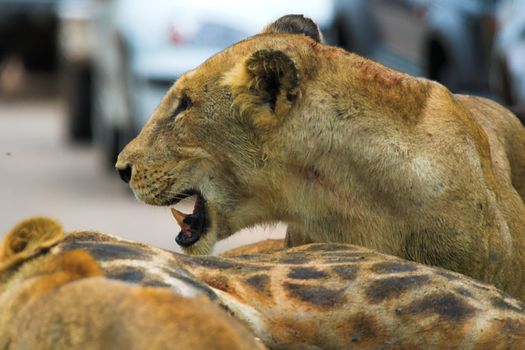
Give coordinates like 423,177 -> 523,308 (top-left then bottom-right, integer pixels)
495,59 -> 515,106
93,112 -> 121,169
335,19 -> 353,51
64,63 -> 93,141
94,108 -> 136,169
427,41 -> 459,91
91,89 -> 120,169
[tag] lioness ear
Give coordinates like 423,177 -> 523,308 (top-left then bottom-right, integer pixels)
0,217 -> 64,272
262,14 -> 323,43
223,49 -> 299,129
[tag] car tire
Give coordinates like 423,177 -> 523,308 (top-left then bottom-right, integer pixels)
495,59 -> 515,106
64,63 -> 93,141
94,110 -> 135,169
93,110 -> 121,169
427,40 -> 459,91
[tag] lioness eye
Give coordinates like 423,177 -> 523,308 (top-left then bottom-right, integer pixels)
172,95 -> 191,118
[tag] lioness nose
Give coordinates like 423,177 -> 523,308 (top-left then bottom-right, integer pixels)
116,164 -> 132,183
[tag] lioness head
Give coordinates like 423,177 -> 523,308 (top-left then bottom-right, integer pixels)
116,15 -> 332,254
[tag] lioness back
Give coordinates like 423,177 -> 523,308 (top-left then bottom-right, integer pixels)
457,95 -> 525,200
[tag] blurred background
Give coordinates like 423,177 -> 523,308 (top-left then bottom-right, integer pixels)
1,0 -> 524,252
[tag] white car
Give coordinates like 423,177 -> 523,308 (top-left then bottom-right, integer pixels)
74,0 -> 336,165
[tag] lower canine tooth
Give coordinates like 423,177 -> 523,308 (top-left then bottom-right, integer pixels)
171,208 -> 187,227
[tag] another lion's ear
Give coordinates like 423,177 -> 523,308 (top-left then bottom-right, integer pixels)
262,14 -> 323,43
0,217 -> 64,272
223,49 -> 299,129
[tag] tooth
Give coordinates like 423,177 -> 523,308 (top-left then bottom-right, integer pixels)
171,208 -> 187,227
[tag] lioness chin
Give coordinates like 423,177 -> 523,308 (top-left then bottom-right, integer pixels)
117,15 -> 525,299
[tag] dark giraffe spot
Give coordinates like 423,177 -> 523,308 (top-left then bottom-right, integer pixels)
332,265 -> 359,281
279,254 -> 310,265
246,274 -> 272,297
174,274 -> 218,301
323,257 -> 368,264
491,297 -> 525,313
61,242 -> 149,261
288,267 -> 328,279
370,261 -> 418,274
106,266 -> 145,283
284,282 -> 345,308
227,254 -> 276,264
324,252 -> 371,258
181,256 -> 235,269
162,266 -> 192,280
142,280 -> 172,288
405,292 -> 476,322
366,275 -> 430,303
455,287 -> 473,298
436,270 -> 460,281
228,254 -> 256,260
302,244 -> 353,252
182,256 -> 270,272
322,252 -> 371,264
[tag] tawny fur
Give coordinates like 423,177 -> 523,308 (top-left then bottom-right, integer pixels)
117,16 -> 525,299
4,217 -> 525,350
0,218 -> 264,350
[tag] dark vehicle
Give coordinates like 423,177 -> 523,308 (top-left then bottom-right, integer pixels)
57,0 -> 94,140
491,0 -> 525,107
0,0 -> 58,71
334,0 -> 500,92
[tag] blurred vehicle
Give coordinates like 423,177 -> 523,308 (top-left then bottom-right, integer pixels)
0,0 -> 58,71
334,0 -> 501,92
57,0 -> 95,140
490,0 -> 525,107
61,0 -> 337,165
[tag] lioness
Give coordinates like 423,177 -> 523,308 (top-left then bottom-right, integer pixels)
116,15 -> 525,298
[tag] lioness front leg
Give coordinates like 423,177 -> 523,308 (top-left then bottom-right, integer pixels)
220,239 -> 285,257
284,224 -> 314,248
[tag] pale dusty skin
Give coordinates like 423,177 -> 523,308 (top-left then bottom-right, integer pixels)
116,16 -> 525,299
3,217 -> 525,350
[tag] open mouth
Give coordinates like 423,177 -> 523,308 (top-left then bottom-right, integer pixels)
170,190 -> 209,248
